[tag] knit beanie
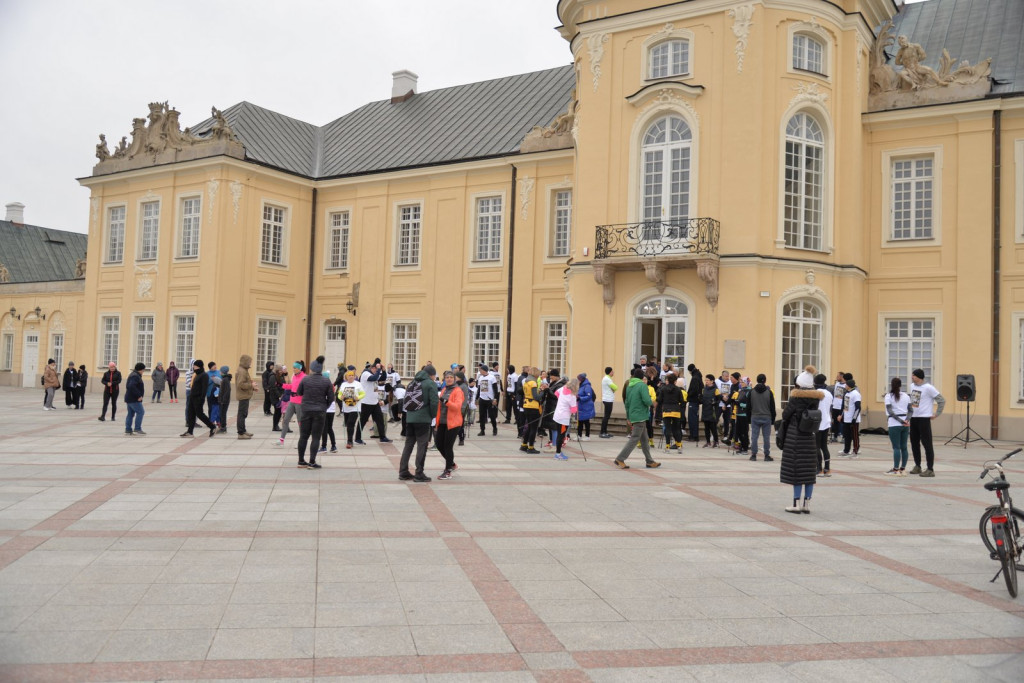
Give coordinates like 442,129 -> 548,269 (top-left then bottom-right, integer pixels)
796,365 -> 816,389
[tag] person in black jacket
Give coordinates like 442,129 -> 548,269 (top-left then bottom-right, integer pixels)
262,361 -> 275,415
685,364 -> 702,442
62,362 -> 78,408
656,373 -> 685,450
295,360 -> 335,469
541,370 -> 566,452
76,365 -> 88,410
124,362 -> 147,436
217,366 -> 232,433
780,366 -> 825,514
98,362 -> 122,422
181,359 -> 216,438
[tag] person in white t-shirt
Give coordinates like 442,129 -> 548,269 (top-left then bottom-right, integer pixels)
337,370 -> 365,448
600,367 -> 618,438
830,372 -> 847,443
476,364 -> 499,436
504,365 -> 517,424
840,379 -> 861,456
884,377 -> 912,476
359,361 -> 391,443
908,368 -> 945,477
814,373 -> 833,476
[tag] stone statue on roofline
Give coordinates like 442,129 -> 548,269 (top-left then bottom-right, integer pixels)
95,134 -> 110,162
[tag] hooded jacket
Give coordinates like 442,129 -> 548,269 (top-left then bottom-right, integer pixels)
780,388 -> 825,486
188,364 -> 208,405
124,368 -> 145,403
150,366 -> 166,391
296,362 -> 335,413
405,369 -> 440,425
624,376 -> 653,423
236,355 -> 255,400
749,383 -> 777,422
686,369 -> 702,405
577,377 -> 596,421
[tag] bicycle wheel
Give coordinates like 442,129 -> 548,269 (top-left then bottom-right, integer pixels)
979,507 -> 1024,557
996,525 -> 1019,598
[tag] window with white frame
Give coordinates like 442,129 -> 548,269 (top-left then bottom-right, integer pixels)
551,190 -> 572,257
101,315 -> 120,367
783,112 -> 824,251
780,300 -> 822,404
391,323 -> 418,378
327,211 -> 350,269
886,319 -> 934,390
135,316 -> 154,369
1,333 -> 12,371
256,319 -> 280,371
51,334 -> 64,371
261,204 -> 285,265
471,323 -> 501,370
173,315 -> 195,370
792,34 -> 825,74
138,201 -> 160,261
475,197 -> 503,261
178,197 -> 201,258
891,157 -> 933,240
642,116 -> 692,233
106,206 -> 125,264
396,204 -> 421,266
544,321 -> 567,374
649,40 -> 689,79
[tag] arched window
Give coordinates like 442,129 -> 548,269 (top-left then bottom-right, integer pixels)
641,116 -> 692,231
780,299 -> 822,403
783,113 -> 824,251
649,40 -> 689,79
792,34 -> 825,74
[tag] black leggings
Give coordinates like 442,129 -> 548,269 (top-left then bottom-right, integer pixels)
523,408 -> 540,447
703,420 -> 718,444
344,411 -> 359,443
168,383 -> 178,400
576,419 -> 591,438
321,412 -> 336,449
601,402 -> 613,434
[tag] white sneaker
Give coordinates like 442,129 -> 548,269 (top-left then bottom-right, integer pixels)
583,436 -> 590,441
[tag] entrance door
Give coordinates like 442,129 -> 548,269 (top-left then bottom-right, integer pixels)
324,323 -> 346,378
636,319 -> 660,362
633,296 -> 689,369
22,332 -> 39,387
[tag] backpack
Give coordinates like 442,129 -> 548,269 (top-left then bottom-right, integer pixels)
403,380 -> 425,412
798,408 -> 822,434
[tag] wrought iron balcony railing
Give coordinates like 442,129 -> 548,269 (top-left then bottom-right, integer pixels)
595,218 -> 720,260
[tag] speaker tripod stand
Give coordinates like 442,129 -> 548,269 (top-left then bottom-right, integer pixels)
945,401 -> 993,448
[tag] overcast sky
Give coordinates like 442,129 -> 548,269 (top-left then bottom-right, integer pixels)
0,0 -> 571,234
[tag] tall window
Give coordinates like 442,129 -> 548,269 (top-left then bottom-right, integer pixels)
106,206 -> 125,263
173,315 -> 195,370
551,190 -> 572,257
642,116 -> 691,229
792,34 -> 824,74
783,113 -> 824,251
51,334 -> 64,371
886,319 -> 934,389
780,300 -> 822,403
139,201 -> 160,261
475,197 -> 503,261
256,319 -> 280,371
101,315 -> 120,367
327,211 -> 350,269
135,316 -> 154,369
179,197 -> 201,258
1,333 -> 12,371
649,40 -> 689,79
391,323 -> 418,377
891,157 -> 933,240
544,321 -> 567,374
397,204 -> 421,266
471,323 -> 501,370
261,205 -> 285,264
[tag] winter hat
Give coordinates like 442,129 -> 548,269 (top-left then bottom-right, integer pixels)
220,365 -> 229,375
731,371 -> 741,380
310,360 -> 323,374
912,368 -> 925,380
814,373 -> 827,386
577,372 -> 587,381
134,362 -> 146,372
796,365 -> 816,389
455,371 -> 467,383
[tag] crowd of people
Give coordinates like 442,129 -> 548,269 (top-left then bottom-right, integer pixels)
37,350 -> 948,511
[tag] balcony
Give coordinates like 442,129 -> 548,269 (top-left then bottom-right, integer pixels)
592,218 -> 721,308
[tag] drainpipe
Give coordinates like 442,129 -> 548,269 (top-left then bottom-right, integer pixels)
991,110 -> 1001,439
504,165 -> 518,376
305,188 -> 318,363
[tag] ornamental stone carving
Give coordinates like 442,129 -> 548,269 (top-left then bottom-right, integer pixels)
0,262 -> 10,283
727,5 -> 755,74
587,33 -> 609,92
789,83 -> 828,109
521,95 -> 576,153
74,253 -> 87,279
592,263 -> 615,309
207,180 -> 219,221
696,258 -> 719,309
519,176 -> 535,218
643,262 -> 667,294
869,20 -> 991,111
93,102 -> 244,175
230,181 -> 244,222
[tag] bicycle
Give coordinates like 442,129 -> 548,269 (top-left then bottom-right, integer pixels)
978,447 -> 1023,598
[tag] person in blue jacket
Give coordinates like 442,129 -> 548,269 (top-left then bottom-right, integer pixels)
575,373 -> 596,440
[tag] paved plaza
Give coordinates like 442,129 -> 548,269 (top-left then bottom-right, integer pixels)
0,386 -> 1021,682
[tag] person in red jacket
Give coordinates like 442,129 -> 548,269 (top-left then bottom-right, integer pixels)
436,371 -> 464,480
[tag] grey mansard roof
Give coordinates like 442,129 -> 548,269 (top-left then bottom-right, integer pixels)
887,0 -> 1024,96
0,220 -> 88,284
188,65 -> 576,179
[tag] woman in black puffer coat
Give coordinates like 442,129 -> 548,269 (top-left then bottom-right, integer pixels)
780,365 -> 825,514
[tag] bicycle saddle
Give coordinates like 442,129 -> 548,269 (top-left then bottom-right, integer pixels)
984,480 -> 1010,491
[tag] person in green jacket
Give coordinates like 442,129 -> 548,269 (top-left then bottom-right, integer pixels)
398,365 -> 439,482
613,368 -> 661,469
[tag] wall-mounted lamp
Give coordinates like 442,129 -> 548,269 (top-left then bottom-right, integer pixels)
8,307 -> 19,320
34,306 -> 46,320
345,300 -> 357,316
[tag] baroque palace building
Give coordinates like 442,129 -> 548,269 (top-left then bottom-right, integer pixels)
2,0 -> 1024,438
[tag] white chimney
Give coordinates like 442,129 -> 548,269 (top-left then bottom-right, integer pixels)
391,70 -> 419,102
5,202 -> 25,223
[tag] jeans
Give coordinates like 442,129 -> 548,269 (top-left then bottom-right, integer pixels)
125,401 -> 144,432
601,401 -> 613,434
237,399 -> 250,434
399,423 -> 431,476
297,411 -> 326,463
750,416 -> 772,456
889,424 -> 910,469
687,403 -> 700,440
615,422 -> 655,464
151,390 -> 162,402
909,417 -> 934,470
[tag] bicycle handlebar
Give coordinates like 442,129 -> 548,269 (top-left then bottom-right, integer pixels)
980,448 -> 1022,479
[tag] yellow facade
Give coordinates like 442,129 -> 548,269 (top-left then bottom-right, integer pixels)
3,0 -> 1023,439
